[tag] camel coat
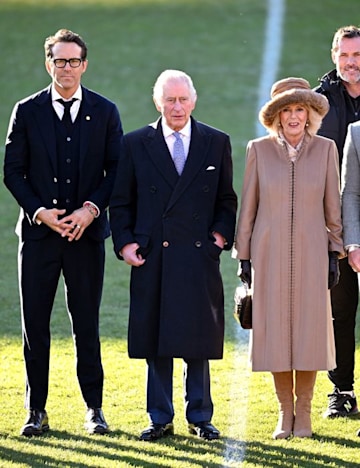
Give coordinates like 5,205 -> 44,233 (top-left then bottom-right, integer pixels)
234,133 -> 344,372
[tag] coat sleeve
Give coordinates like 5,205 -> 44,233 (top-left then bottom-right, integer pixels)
341,123 -> 360,248
109,134 -> 137,258
210,134 -> 237,250
324,139 -> 344,256
233,140 -> 259,260
83,101 -> 123,212
3,101 -> 44,221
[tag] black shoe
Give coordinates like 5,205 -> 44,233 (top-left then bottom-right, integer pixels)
140,422 -> 174,441
188,421 -> 220,440
21,409 -> 49,436
84,408 -> 109,434
323,388 -> 359,418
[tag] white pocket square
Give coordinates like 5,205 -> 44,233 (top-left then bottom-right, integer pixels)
206,166 -> 216,171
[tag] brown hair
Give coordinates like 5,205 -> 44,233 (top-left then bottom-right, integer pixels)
44,28 -> 87,60
331,25 -> 360,52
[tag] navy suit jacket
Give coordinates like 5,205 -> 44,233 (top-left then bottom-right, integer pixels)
4,85 -> 123,241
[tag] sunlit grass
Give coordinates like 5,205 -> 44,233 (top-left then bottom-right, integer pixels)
1,0 -> 360,467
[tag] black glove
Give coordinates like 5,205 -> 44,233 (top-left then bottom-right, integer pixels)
328,252 -> 340,289
238,259 -> 252,288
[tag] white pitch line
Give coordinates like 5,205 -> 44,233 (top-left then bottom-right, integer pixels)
222,0 -> 285,465
256,0 -> 285,138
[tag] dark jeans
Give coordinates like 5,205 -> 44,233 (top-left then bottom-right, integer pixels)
328,257 -> 358,391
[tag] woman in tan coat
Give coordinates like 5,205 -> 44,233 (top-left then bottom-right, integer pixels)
234,78 -> 344,439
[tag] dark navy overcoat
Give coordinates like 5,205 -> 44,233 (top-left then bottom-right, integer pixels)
110,117 -> 237,359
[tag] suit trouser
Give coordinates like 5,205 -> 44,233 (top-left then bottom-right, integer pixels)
328,257 -> 358,391
146,357 -> 213,425
19,232 -> 105,410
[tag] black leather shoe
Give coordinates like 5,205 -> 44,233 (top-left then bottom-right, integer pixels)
84,408 -> 109,434
21,409 -> 49,436
140,422 -> 174,441
188,421 -> 220,440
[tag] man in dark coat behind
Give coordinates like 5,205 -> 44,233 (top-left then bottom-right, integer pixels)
314,25 -> 360,421
110,69 -> 237,441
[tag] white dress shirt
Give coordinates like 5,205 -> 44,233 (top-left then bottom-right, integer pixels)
150,118 -> 191,160
51,85 -> 82,122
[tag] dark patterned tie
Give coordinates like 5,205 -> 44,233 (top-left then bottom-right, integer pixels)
173,131 -> 186,175
57,98 -> 77,129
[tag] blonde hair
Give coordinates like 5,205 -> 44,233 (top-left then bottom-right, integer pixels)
267,104 -> 325,137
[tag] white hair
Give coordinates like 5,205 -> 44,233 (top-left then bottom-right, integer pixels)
153,69 -> 197,104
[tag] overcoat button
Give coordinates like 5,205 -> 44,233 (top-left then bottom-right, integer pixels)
150,186 -> 157,193
202,185 -> 210,192
195,241 -> 202,247
163,241 -> 169,247
53,177 -> 57,183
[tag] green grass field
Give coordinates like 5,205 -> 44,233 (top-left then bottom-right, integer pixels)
0,1 -> 360,466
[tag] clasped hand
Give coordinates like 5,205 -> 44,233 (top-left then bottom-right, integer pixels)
120,243 -> 146,267
348,248 -> 360,273
36,207 -> 95,242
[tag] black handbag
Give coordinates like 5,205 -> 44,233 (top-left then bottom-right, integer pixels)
233,281 -> 252,329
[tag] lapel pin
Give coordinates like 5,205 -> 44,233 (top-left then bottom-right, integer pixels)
86,115 -> 91,120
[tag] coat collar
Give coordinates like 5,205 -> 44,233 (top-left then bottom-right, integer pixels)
143,117 -> 212,209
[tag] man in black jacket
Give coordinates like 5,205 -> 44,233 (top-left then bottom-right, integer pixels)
4,29 -> 123,436
315,25 -> 360,419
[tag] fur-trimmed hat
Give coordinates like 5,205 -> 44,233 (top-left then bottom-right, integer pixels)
259,77 -> 329,130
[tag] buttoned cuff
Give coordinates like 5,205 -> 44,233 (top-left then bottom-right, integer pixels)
346,244 -> 360,253
83,201 -> 100,218
33,207 -> 46,225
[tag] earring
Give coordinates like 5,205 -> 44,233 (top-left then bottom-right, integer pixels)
305,121 -> 309,127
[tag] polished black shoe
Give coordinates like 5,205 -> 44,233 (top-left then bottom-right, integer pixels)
21,409 -> 49,436
140,422 -> 174,441
84,408 -> 109,434
188,421 -> 220,440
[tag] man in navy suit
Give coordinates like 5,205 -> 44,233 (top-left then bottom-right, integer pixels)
4,29 -> 123,436
110,70 -> 237,441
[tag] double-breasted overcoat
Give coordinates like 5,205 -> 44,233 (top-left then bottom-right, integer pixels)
110,117 -> 237,359
234,133 -> 344,372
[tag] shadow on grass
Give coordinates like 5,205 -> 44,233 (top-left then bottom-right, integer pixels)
1,430 -> 360,467
0,429 -> 229,468
244,436 -> 360,468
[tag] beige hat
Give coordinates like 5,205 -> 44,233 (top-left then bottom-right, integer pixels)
259,77 -> 329,130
